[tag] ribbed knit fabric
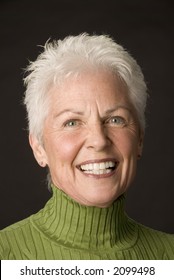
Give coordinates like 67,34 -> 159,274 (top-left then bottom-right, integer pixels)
0,185 -> 174,260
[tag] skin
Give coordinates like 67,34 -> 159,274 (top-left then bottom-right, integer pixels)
30,71 -> 143,208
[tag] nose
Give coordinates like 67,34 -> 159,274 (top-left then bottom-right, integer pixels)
86,123 -> 111,151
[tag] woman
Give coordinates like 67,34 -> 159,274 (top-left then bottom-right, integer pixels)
0,33 -> 174,260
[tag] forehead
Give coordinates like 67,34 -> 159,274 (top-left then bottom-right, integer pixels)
49,71 -> 131,109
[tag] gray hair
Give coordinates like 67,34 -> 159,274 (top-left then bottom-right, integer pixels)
24,33 -> 147,141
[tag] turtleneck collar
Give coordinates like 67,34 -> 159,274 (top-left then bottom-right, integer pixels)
32,185 -> 137,251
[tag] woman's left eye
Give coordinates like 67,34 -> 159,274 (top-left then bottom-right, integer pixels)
108,116 -> 126,126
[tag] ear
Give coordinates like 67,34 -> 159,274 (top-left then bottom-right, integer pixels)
137,130 -> 144,158
29,134 -> 48,167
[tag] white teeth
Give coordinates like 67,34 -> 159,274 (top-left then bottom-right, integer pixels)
94,163 -> 100,170
100,162 -> 105,169
109,161 -> 115,168
80,161 -> 116,173
83,169 -> 112,175
105,162 -> 109,168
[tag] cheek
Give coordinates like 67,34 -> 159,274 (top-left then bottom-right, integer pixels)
51,133 -> 82,163
115,132 -> 139,158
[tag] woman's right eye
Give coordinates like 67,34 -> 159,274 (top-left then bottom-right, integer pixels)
64,120 -> 78,127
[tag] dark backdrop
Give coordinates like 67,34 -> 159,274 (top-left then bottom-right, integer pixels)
0,0 -> 174,232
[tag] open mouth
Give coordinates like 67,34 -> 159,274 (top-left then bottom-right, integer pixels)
77,160 -> 118,175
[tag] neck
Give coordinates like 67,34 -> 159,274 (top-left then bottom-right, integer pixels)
33,185 -> 137,250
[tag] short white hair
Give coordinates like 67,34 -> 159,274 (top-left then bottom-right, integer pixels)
24,33 -> 147,141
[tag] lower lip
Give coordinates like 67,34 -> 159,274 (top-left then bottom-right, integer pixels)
77,168 -> 117,179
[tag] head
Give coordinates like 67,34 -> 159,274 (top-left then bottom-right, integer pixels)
24,33 -> 147,207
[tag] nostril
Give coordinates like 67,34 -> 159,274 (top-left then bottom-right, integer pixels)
86,128 -> 111,150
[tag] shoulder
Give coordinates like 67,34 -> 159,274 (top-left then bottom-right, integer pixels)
0,216 -> 35,259
136,222 -> 174,259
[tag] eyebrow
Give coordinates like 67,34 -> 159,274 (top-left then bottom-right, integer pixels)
105,105 -> 132,115
54,109 -> 84,118
54,105 -> 132,119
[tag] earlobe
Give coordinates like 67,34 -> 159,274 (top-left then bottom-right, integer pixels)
29,134 -> 48,167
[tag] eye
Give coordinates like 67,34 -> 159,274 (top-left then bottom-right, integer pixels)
64,120 -> 79,127
108,116 -> 126,126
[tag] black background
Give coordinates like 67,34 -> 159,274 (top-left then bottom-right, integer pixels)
0,0 -> 174,232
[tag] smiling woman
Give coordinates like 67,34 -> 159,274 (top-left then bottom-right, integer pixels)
0,33 -> 174,260
32,71 -> 141,208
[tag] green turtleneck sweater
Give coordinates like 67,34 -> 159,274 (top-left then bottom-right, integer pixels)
0,185 -> 174,260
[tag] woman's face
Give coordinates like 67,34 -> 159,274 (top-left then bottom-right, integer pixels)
31,71 -> 143,207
